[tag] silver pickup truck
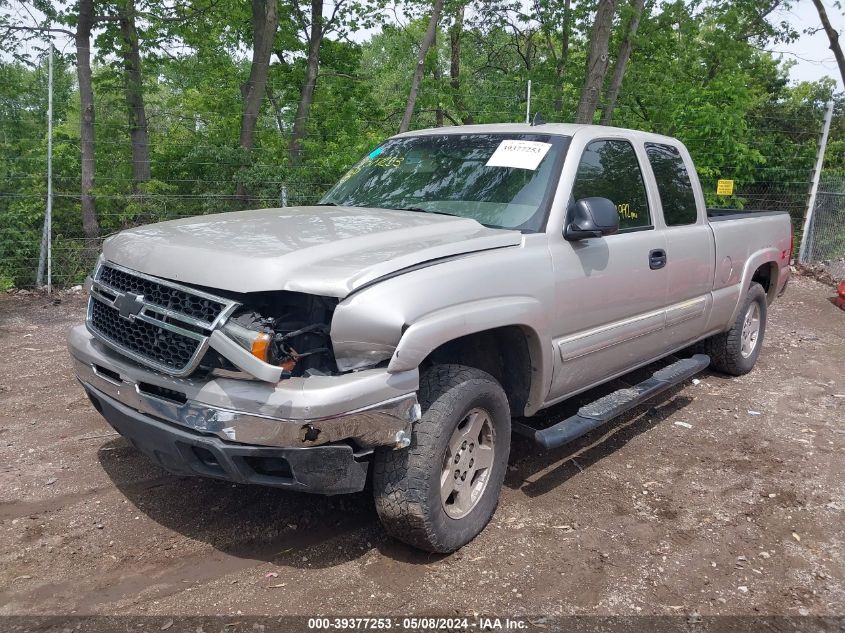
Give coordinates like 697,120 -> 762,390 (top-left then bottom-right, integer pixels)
68,123 -> 791,552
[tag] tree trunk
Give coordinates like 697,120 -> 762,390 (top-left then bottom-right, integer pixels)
399,0 -> 445,133
553,0 -> 572,113
810,0 -> 845,89
432,30 -> 444,126
449,4 -> 473,124
600,0 -> 645,126
76,0 -> 98,239
117,0 -> 151,188
237,0 -> 279,200
574,0 -> 617,124
288,0 -> 323,166
240,0 -> 278,150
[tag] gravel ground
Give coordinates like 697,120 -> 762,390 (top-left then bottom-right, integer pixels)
0,276 -> 842,617
821,259 -> 845,284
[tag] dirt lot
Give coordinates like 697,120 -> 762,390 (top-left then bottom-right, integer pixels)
0,276 -> 843,618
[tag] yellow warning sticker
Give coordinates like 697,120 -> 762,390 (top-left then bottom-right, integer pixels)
716,179 -> 734,196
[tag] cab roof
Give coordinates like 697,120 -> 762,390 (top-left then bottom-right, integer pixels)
392,122 -> 680,146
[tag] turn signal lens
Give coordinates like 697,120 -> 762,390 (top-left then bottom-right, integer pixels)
222,321 -> 273,363
250,333 -> 272,362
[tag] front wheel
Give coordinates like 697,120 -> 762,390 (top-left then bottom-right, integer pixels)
701,281 -> 767,376
372,365 -> 511,553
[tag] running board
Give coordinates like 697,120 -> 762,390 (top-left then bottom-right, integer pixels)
513,354 -> 710,450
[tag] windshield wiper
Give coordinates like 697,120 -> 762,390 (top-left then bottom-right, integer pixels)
393,206 -> 456,218
315,201 -> 338,206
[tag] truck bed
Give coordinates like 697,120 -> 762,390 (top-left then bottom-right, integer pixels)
707,208 -> 791,222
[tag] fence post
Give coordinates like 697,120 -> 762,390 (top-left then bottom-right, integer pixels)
35,42 -> 54,292
525,80 -> 532,124
798,100 -> 834,264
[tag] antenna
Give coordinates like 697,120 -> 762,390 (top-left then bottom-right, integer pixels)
531,112 -> 545,126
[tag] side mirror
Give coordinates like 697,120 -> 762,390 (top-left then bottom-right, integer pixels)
564,197 -> 620,241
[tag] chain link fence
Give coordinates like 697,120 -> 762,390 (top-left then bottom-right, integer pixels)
0,69 -> 834,290
802,174 -> 845,282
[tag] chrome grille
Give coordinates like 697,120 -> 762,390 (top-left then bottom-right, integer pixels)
90,300 -> 199,371
87,261 -> 238,376
98,264 -> 226,324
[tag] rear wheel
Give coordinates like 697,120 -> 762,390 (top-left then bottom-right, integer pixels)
701,282 -> 767,376
372,365 -> 511,553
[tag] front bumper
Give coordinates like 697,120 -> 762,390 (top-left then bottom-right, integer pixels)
85,385 -> 369,493
69,324 -> 421,494
68,325 -> 420,450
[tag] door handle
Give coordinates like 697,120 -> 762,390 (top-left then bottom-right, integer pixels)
649,249 -> 667,270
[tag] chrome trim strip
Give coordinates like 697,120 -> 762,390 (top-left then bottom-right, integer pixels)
557,310 -> 665,362
135,311 -> 207,341
86,259 -> 240,377
664,296 -> 707,327
556,295 -> 712,363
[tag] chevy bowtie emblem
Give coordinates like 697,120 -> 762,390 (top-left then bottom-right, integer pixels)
114,292 -> 145,320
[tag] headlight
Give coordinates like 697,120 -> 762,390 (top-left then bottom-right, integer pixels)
222,320 -> 273,363
221,296 -> 336,377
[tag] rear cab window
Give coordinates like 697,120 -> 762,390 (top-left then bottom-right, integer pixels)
571,140 -> 651,232
644,143 -> 699,226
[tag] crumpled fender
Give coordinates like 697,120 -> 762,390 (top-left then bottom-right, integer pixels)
387,296 -> 552,416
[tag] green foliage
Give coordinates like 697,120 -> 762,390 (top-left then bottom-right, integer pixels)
1,0 -> 843,287
607,1 -> 836,223
0,54 -> 76,287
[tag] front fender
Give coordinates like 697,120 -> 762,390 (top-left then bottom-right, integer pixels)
329,239 -> 554,413
387,296 -> 552,416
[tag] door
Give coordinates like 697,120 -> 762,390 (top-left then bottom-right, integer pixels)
547,138 -> 669,402
643,142 -> 715,348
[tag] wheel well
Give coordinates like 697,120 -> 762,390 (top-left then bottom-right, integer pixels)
422,326 -> 532,416
751,262 -> 778,302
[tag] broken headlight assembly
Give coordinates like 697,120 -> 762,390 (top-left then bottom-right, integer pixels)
221,293 -> 337,378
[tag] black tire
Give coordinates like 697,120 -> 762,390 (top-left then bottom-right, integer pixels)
700,282 -> 767,376
372,364 -> 511,553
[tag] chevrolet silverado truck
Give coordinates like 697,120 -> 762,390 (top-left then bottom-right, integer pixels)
68,123 -> 792,553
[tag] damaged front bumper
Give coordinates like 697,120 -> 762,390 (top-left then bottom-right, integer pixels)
85,387 -> 374,493
68,325 -> 420,493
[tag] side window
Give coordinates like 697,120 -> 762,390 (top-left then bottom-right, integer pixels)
645,143 -> 698,226
571,140 -> 651,231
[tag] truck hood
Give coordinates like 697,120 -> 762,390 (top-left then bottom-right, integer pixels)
102,206 -> 522,297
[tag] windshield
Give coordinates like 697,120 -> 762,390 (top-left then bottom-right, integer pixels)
320,133 -> 570,232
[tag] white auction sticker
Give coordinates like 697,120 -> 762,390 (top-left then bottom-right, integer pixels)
485,139 -> 553,170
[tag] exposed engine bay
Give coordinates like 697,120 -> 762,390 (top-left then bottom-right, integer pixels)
207,291 -> 338,378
